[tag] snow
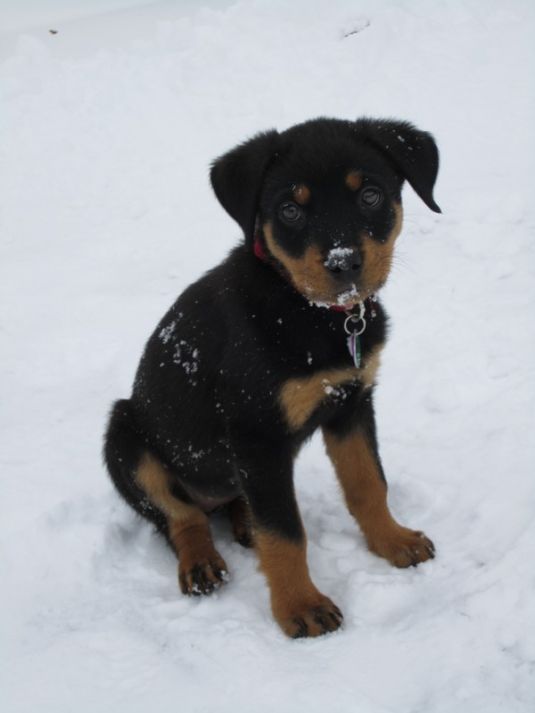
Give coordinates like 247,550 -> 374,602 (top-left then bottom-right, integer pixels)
158,320 -> 177,343
336,284 -> 360,305
1,1 -> 535,712
326,246 -> 354,262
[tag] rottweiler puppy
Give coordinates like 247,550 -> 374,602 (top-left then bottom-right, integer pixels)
104,117 -> 441,638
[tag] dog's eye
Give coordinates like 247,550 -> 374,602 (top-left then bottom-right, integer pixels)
279,202 -> 303,225
359,187 -> 383,209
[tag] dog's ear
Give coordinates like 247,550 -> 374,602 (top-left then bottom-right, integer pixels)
210,130 -> 280,241
355,118 -> 441,213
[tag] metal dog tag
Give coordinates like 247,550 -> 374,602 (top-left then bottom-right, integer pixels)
343,303 -> 366,369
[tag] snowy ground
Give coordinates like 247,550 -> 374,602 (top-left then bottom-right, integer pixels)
1,1 -> 534,711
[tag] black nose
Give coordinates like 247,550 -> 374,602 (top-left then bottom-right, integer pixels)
324,248 -> 362,276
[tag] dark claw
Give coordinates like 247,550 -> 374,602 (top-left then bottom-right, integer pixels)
313,609 -> 330,633
409,548 -> 419,566
190,565 -> 205,591
419,533 -> 435,554
212,566 -> 226,582
292,617 -> 308,639
312,606 -> 343,634
329,612 -> 341,628
185,565 -> 215,595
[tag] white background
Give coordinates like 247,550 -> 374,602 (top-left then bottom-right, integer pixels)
1,1 -> 534,711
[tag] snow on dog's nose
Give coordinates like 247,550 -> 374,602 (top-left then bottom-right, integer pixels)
324,247 -> 362,278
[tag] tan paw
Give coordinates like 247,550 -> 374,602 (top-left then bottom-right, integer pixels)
178,552 -> 229,596
367,525 -> 435,568
274,594 -> 343,638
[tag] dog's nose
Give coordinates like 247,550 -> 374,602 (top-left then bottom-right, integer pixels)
324,247 -> 362,277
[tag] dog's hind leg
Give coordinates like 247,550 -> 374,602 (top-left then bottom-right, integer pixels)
104,399 -> 168,533
104,400 -> 228,595
135,453 -> 228,595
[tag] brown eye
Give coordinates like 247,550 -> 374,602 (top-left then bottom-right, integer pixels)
279,202 -> 303,224
359,186 -> 383,209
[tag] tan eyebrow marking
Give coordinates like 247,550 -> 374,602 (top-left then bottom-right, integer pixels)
292,184 -> 311,205
345,171 -> 363,191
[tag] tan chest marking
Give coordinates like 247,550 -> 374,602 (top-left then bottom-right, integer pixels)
279,345 -> 383,431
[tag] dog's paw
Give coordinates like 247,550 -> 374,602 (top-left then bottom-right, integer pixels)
228,497 -> 254,548
179,554 -> 229,596
275,595 -> 343,638
234,527 -> 254,548
367,525 -> 435,568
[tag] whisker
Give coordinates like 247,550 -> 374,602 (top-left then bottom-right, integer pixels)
390,253 -> 414,274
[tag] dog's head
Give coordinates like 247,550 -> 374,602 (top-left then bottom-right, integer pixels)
211,118 -> 440,308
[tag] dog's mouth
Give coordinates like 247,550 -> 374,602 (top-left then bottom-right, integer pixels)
334,285 -> 361,308
306,284 -> 364,310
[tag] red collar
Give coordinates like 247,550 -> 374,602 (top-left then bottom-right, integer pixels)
254,236 -> 268,262
253,235 -> 372,313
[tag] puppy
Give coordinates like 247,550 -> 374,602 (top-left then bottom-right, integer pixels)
104,117 -> 440,638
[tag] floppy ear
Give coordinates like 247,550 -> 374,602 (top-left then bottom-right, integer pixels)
210,130 -> 280,242
355,118 -> 441,213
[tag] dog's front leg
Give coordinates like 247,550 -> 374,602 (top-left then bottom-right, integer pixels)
235,441 -> 343,638
323,393 -> 435,568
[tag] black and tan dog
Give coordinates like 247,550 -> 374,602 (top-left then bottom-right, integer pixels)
104,117 -> 440,638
